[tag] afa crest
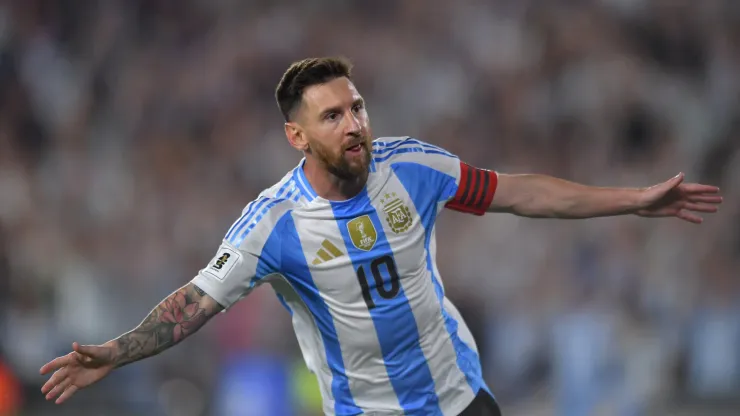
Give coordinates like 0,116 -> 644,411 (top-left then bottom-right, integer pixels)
347,215 -> 377,251
381,193 -> 413,233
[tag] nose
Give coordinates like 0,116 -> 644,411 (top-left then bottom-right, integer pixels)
345,111 -> 361,136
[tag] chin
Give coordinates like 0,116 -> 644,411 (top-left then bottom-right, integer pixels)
331,161 -> 369,180
350,156 -> 371,174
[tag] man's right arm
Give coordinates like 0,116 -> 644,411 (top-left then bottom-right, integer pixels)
40,282 -> 225,404
105,282 -> 223,368
42,217 -> 273,403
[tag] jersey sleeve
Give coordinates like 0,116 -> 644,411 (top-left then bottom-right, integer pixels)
191,240 -> 261,311
191,197 -> 288,311
374,136 -> 498,216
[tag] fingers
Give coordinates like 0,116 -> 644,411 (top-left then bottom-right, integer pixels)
41,367 -> 68,394
654,172 -> 684,192
45,377 -> 72,401
688,195 -> 723,204
683,202 -> 719,213
681,183 -> 721,194
55,385 -> 79,405
677,210 -> 703,224
40,354 -> 74,375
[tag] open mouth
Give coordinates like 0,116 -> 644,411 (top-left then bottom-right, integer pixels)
345,143 -> 364,154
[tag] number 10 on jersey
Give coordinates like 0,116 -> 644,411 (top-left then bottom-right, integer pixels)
355,255 -> 400,310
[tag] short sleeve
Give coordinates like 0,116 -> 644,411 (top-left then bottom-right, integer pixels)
191,240 -> 260,310
373,137 -> 462,203
373,137 -> 497,215
191,197 -> 290,310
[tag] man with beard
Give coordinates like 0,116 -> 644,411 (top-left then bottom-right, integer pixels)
40,57 -> 722,416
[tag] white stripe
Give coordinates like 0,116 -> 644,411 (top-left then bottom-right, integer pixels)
373,146 -> 459,176
427,226 -> 479,355
291,209 -> 403,413
373,139 -> 454,158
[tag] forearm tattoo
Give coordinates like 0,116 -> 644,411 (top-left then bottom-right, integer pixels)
113,284 -> 220,368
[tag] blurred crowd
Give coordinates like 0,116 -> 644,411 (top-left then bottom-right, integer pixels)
0,0 -> 739,415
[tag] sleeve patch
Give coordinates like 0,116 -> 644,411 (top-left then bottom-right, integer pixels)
202,246 -> 241,281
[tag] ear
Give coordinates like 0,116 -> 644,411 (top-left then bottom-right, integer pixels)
285,122 -> 308,152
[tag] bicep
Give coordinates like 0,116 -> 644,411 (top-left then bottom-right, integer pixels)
485,173 -> 519,213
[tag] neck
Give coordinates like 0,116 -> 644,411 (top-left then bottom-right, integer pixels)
303,157 -> 368,201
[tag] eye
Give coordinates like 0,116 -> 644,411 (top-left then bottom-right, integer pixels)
325,112 -> 339,121
352,103 -> 364,113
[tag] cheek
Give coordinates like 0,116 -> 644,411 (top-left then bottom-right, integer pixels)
360,114 -> 371,131
310,136 -> 341,158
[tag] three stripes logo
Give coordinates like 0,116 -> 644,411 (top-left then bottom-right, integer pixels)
311,239 -> 345,265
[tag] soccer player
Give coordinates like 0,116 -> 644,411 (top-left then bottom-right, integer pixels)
40,57 -> 722,416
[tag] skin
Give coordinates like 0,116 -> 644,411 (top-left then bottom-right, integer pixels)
284,77 -> 374,201
39,73 -> 722,405
40,283 -> 222,404
489,172 -> 722,223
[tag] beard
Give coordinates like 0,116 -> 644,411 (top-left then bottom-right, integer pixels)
309,136 -> 372,180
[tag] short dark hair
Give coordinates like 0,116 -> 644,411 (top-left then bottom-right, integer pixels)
275,57 -> 353,122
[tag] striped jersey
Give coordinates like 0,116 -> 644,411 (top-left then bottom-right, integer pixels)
192,137 -> 499,415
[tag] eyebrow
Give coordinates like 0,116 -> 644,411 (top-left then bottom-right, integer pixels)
319,98 -> 364,119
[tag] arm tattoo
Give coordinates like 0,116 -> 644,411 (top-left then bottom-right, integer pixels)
112,284 -> 220,368
193,285 -> 206,297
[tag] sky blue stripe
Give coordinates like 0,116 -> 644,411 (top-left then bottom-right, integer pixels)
373,146 -> 454,163
227,197 -> 270,244
279,215 -> 361,415
331,189 -> 442,415
294,162 -> 317,200
291,166 -> 311,199
228,180 -> 294,245
252,219 -> 294,318
232,189 -> 298,247
373,138 -> 454,158
225,197 -> 263,241
392,163 -> 489,397
372,138 -> 415,156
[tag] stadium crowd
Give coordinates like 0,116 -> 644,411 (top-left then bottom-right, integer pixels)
0,0 -> 738,415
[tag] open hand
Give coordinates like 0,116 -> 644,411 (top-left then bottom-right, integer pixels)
636,173 -> 722,224
39,342 -> 117,404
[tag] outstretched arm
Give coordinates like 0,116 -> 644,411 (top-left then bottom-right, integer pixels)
488,172 -> 722,223
40,283 -> 223,404
109,282 -> 223,367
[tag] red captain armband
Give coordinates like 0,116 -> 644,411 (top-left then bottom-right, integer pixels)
445,162 -> 498,216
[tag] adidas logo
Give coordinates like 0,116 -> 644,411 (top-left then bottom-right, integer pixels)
312,239 -> 345,265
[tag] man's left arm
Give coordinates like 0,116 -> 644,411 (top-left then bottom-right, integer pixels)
487,172 -> 722,223
381,137 -> 722,223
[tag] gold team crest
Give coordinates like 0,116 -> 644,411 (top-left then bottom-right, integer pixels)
381,192 -> 413,233
347,215 -> 377,251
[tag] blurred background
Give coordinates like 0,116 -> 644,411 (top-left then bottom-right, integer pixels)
0,0 -> 739,415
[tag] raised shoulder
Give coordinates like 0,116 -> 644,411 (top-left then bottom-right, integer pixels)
371,136 -> 461,184
371,136 -> 458,167
223,172 -> 301,248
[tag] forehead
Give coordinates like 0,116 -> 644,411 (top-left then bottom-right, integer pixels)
301,77 -> 361,113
